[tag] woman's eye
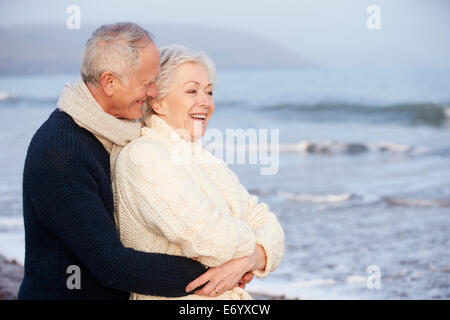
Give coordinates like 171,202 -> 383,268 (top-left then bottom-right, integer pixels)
207,91 -> 213,96
187,90 -> 197,94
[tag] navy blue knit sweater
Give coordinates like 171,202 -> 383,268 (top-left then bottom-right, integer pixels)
19,109 -> 207,300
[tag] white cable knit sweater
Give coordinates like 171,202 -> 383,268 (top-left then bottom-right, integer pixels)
112,115 -> 285,300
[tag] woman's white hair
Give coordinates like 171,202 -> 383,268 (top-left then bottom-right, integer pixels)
143,44 -> 216,126
81,22 -> 153,86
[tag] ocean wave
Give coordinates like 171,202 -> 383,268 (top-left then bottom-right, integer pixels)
278,191 -> 450,208
248,275 -> 370,299
0,217 -> 24,232
279,140 -> 415,154
260,102 -> 450,126
279,192 -> 354,203
0,92 -> 57,106
292,276 -> 371,287
291,278 -> 337,287
428,146 -> 450,157
0,92 -> 18,101
249,264 -> 450,299
206,139 -> 419,155
0,217 -> 23,227
384,197 -> 450,208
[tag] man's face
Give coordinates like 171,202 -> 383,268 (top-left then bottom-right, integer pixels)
111,41 -> 160,120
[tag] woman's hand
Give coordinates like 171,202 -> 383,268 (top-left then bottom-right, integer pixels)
185,245 -> 266,297
239,272 -> 254,289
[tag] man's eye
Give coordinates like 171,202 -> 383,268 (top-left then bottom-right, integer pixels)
187,90 -> 197,94
207,91 -> 213,96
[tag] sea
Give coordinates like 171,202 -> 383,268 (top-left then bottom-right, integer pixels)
1,66 -> 449,299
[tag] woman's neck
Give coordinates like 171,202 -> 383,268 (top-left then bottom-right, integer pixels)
154,114 -> 197,142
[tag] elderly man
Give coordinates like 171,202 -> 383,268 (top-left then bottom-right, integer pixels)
19,22 -> 252,300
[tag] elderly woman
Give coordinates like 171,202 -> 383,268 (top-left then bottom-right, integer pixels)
113,45 -> 285,300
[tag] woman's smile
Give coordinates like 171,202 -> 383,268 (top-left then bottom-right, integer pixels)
190,113 -> 207,121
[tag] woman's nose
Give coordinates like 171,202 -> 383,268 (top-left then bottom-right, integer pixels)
199,91 -> 212,107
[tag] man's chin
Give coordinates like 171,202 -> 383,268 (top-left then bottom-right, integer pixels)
116,112 -> 143,121
124,105 -> 144,120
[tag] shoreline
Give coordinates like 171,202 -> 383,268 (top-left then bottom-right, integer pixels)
0,254 -> 23,300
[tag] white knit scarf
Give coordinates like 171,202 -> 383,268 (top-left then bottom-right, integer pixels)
56,77 -> 141,154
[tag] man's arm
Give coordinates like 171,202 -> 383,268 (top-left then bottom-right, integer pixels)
26,149 -> 206,297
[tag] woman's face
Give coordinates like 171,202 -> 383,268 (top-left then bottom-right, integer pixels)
155,62 -> 214,140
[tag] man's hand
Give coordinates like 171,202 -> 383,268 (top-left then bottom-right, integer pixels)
185,245 -> 265,297
185,256 -> 253,297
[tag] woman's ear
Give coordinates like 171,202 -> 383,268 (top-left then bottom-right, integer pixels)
99,71 -> 115,97
151,99 -> 167,115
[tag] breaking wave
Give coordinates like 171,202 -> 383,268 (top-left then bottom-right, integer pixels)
260,102 -> 450,127
0,92 -> 57,106
279,192 -> 355,204
279,140 -> 416,154
279,192 -> 450,208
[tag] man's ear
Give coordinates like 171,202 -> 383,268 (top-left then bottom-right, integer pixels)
99,71 -> 116,97
151,99 -> 167,115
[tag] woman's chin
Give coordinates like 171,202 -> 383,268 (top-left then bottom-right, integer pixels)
190,122 -> 208,138
191,131 -> 205,141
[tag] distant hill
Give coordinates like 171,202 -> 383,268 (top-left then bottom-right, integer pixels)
0,24 -> 314,76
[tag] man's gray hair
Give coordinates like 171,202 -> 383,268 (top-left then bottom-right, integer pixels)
81,22 -> 153,85
143,44 -> 216,126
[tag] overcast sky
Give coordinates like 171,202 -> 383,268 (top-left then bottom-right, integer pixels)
1,0 -> 449,69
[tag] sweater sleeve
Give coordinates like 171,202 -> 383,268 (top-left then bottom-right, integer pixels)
115,140 -> 257,267
28,148 -> 207,297
242,192 -> 285,278
220,164 -> 285,278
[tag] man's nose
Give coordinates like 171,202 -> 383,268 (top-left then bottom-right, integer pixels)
146,83 -> 158,98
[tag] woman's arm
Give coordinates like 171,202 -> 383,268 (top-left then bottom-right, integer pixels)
115,139 -> 258,267
208,159 -> 285,278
